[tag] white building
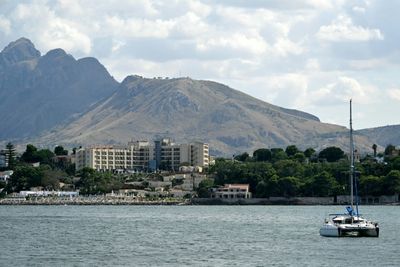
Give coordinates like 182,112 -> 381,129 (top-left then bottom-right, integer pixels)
211,184 -> 252,199
76,139 -> 210,172
19,191 -> 79,197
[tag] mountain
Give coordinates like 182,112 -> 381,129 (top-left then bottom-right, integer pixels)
38,75 -> 374,155
0,38 -> 119,140
0,38 -> 377,155
358,125 -> 400,148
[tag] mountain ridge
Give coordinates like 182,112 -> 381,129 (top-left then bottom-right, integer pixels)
0,38 -> 119,140
0,38 -> 397,155
37,75 -> 354,155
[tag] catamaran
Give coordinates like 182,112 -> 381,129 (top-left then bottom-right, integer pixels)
319,100 -> 379,237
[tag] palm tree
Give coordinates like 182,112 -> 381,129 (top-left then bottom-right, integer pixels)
372,144 -> 377,158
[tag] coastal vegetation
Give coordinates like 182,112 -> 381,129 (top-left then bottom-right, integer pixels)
209,145 -> 400,198
1,143 -> 400,198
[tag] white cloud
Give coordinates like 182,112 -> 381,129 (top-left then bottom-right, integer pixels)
40,20 -> 92,54
187,0 -> 211,17
196,32 -> 268,56
317,14 -> 384,42
305,58 -> 320,71
273,37 -> 304,56
170,12 -> 211,38
349,58 -> 388,70
387,88 -> 400,101
0,15 -> 11,35
259,73 -> 309,108
111,39 -> 125,53
352,6 -> 366,13
104,16 -> 174,39
305,0 -> 343,10
311,76 -> 377,106
10,2 -> 92,55
0,0 -> 399,128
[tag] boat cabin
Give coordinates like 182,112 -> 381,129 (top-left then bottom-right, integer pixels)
331,215 -> 365,224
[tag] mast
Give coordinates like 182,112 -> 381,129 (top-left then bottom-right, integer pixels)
349,99 -> 354,214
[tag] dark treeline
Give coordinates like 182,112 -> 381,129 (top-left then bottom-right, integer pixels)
0,143 -> 76,195
199,145 -> 400,198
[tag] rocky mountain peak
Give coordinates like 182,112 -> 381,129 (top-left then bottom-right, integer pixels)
42,48 -> 70,60
0,37 -> 40,67
0,38 -> 119,140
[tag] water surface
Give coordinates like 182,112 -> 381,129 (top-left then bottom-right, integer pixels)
0,205 -> 398,266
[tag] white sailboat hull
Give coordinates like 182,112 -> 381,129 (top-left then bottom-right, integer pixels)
320,224 -> 340,237
320,222 -> 379,237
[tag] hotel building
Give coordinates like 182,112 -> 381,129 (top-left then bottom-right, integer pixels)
75,138 -> 209,172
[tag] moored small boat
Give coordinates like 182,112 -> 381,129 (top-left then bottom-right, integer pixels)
320,213 -> 379,237
320,100 -> 379,238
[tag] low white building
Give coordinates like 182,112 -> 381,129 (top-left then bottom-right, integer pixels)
19,191 -> 79,197
211,184 -> 252,199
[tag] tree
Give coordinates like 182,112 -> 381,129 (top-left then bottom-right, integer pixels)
391,157 -> 400,171
8,165 -> 43,192
372,144 -> 377,157
76,168 -> 124,195
359,175 -> 383,196
384,144 -> 396,156
54,145 -> 68,156
41,169 -> 61,190
197,179 -> 214,198
304,171 -> 339,197
318,146 -> 345,162
304,148 -> 316,158
383,170 -> 400,195
4,142 -> 17,169
35,149 -> 55,165
234,152 -> 250,162
256,174 -> 280,197
253,148 -> 272,162
274,160 -> 304,178
21,144 -> 39,163
293,153 -> 306,163
271,148 -> 287,162
285,145 -> 300,157
278,176 -> 301,197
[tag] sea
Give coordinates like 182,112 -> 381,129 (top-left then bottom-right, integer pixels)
0,205 -> 399,266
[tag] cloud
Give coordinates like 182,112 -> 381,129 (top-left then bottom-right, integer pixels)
196,32 -> 268,56
311,76 -> 377,106
9,2 -> 92,55
317,14 -> 384,42
0,0 -> 399,128
0,15 -> 11,35
210,0 -> 342,10
352,6 -> 366,13
273,37 -> 304,56
348,58 -> 388,70
104,16 -> 174,39
387,88 -> 400,101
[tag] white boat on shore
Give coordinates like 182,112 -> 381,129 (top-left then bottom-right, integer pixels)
320,100 -> 379,238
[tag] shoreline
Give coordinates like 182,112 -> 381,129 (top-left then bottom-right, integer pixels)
0,197 -> 189,206
0,197 -> 399,206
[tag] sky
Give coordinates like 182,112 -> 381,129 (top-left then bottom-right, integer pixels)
0,0 -> 399,129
